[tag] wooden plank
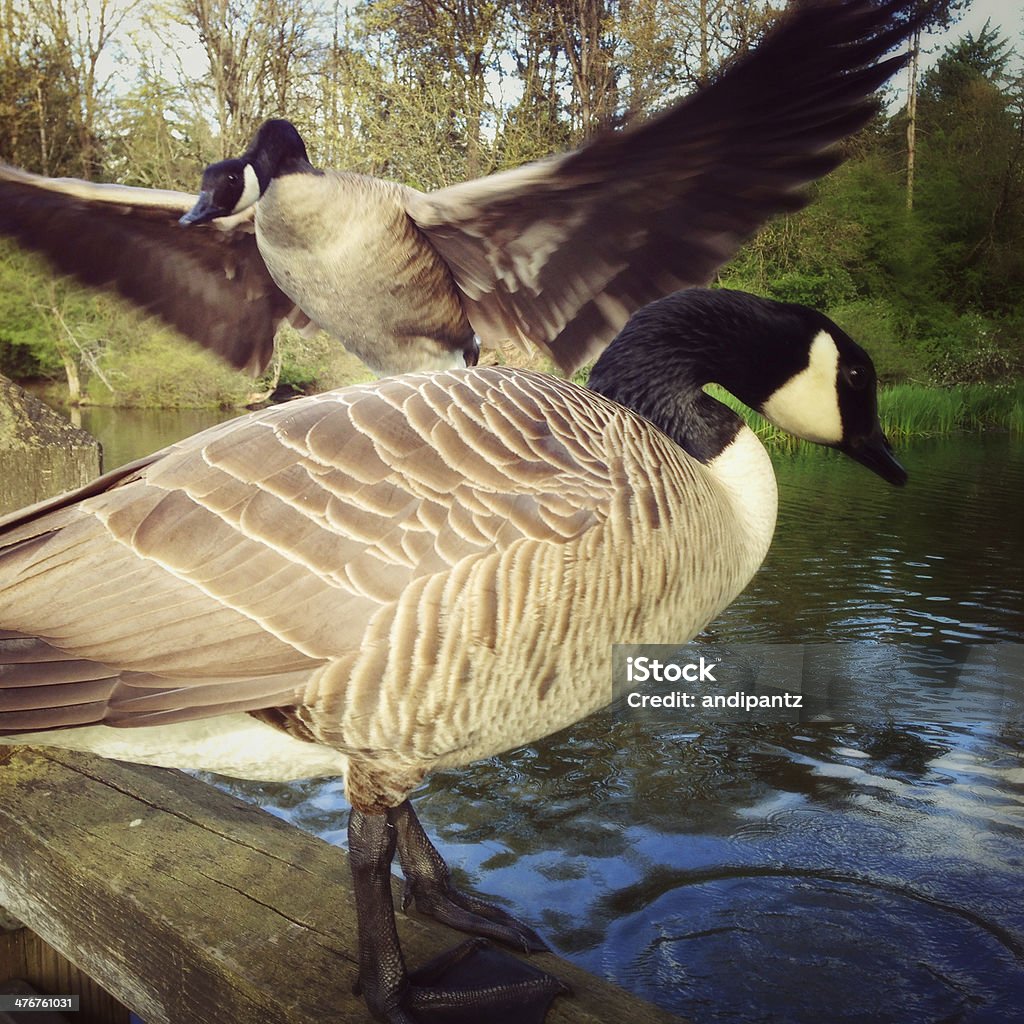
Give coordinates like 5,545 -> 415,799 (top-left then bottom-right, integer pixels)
0,746 -> 684,1024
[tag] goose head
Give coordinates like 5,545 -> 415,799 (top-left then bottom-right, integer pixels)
180,119 -> 315,226
750,303 -> 907,486
587,289 -> 907,487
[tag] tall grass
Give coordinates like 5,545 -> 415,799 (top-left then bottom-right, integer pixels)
707,382 -> 1024,445
878,383 -> 1024,439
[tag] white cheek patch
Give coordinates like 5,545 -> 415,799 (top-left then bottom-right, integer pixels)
232,162 -> 262,213
761,330 -> 843,444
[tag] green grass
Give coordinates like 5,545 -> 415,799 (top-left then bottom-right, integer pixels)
877,382 -> 1024,439
707,381 -> 1024,445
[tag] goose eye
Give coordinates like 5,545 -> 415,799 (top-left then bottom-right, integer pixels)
846,365 -> 868,390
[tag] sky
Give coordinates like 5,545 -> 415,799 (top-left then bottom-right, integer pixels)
876,0 -> 1022,111
920,0 -> 1023,67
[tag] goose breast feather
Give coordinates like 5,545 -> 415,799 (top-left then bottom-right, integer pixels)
255,172 -> 474,374
0,368 -> 754,799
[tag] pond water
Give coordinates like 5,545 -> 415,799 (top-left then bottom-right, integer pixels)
17,408 -> 1024,1023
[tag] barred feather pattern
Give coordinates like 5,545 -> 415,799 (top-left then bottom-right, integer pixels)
0,367 -> 774,808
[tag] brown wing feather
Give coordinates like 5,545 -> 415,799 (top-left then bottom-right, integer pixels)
0,369 -> 622,733
408,0 -> 919,373
0,166 -> 298,374
0,632 -> 314,732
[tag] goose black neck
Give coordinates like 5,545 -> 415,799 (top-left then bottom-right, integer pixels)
246,119 -> 318,185
586,289 -> 807,464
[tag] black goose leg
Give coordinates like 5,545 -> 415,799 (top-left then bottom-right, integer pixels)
348,805 -> 569,1024
348,807 -> 413,1021
391,799 -> 549,952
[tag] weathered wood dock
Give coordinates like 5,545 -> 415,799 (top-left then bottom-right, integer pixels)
0,375 -> 100,515
0,746 -> 684,1023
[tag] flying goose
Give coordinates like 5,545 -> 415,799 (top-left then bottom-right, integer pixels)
0,0 -> 922,377
0,288 -> 905,1021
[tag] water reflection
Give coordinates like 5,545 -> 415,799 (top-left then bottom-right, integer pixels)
217,714 -> 1024,1021
717,436 -> 1024,644
77,406 -> 237,472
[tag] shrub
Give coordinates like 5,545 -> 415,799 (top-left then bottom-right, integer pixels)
86,335 -> 253,409
766,267 -> 857,309
828,298 -> 928,383
922,311 -> 1022,385
264,326 -> 374,395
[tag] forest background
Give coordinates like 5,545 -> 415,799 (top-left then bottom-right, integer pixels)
0,0 -> 1021,418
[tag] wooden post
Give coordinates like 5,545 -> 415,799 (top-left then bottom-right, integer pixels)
0,746 -> 684,1024
0,375 -> 100,515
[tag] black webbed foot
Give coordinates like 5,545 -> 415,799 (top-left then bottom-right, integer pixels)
348,802 -> 568,1024
405,937 -> 569,1023
391,800 -> 549,952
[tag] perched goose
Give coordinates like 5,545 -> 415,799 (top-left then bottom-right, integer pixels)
0,0 -> 921,376
0,289 -> 905,1021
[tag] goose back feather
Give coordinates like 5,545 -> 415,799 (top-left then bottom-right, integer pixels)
0,365 -> 769,804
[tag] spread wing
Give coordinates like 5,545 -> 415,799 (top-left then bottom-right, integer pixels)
407,0 -> 918,373
0,166 -> 304,374
0,368 -> 623,733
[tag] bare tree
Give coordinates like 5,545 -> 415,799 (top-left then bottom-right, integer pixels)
555,0 -> 619,137
900,0 -> 969,211
30,0 -> 147,177
173,0 -> 323,156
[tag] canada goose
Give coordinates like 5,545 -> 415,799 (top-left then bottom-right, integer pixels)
0,288 -> 904,1021
0,0 -> 922,377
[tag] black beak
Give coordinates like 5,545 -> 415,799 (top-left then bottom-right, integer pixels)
839,426 -> 908,487
179,191 -> 219,226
